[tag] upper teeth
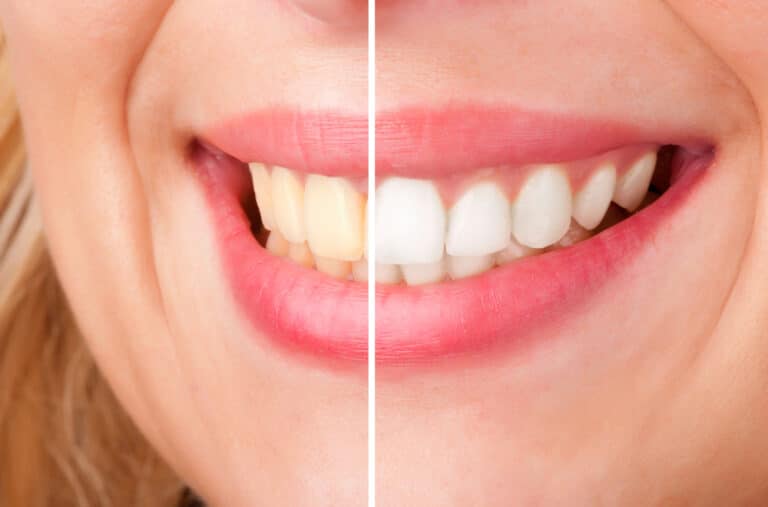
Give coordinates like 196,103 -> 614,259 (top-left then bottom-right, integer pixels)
248,146 -> 659,283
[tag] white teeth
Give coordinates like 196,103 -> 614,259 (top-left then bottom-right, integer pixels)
512,166 -> 573,248
304,175 -> 366,261
495,237 -> 540,266
352,259 -> 368,282
572,163 -> 617,230
447,254 -> 495,280
446,182 -> 511,257
314,256 -> 352,279
376,177 -> 446,265
375,263 -> 403,284
249,163 -> 276,231
613,151 -> 657,212
271,166 -> 307,243
401,259 -> 447,286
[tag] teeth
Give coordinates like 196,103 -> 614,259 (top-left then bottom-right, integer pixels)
447,254 -> 495,280
287,242 -> 314,268
271,166 -> 307,243
376,177 -> 446,265
512,166 -> 573,248
315,257 -> 352,279
304,175 -> 366,261
249,163 -> 276,231
266,230 -> 289,256
572,163 -> 616,230
613,151 -> 657,212
253,145 -> 662,285
401,259 -> 447,286
446,182 -> 511,257
375,263 -> 403,284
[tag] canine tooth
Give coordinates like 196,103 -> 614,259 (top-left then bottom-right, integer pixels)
572,163 -> 616,230
271,166 -> 306,243
613,151 -> 657,212
375,263 -> 403,284
376,178 -> 446,264
305,175 -> 365,261
266,231 -> 289,257
446,182 -> 511,257
401,259 -> 447,286
249,163 -> 276,231
512,166 -> 572,248
315,257 -> 352,279
496,238 -> 540,266
352,259 -> 368,282
288,242 -> 314,268
447,254 -> 495,280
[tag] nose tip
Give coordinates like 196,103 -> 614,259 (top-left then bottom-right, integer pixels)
289,0 -> 367,27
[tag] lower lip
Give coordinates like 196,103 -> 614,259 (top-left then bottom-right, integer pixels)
197,145 -> 710,366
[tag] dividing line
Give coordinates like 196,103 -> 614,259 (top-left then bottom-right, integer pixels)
367,0 -> 376,506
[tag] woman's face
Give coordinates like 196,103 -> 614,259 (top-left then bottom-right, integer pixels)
3,1 -> 768,506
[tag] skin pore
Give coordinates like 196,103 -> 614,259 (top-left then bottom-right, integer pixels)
0,2 -> 366,506
376,2 -> 768,505
1,1 -> 767,506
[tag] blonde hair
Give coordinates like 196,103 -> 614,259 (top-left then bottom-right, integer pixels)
0,34 -> 187,506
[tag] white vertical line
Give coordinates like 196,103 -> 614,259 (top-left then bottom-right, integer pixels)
367,0 -> 376,505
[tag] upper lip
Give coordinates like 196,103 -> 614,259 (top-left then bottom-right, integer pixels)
199,106 -> 713,365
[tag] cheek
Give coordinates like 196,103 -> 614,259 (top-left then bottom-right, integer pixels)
665,1 -> 768,107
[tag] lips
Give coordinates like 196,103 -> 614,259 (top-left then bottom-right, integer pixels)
198,108 -> 713,365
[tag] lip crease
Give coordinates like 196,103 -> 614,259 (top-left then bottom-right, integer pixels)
198,108 -> 713,365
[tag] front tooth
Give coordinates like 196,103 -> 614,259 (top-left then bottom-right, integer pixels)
288,242 -> 314,268
305,175 -> 365,261
271,166 -> 306,243
315,257 -> 352,280
446,182 -> 511,257
401,258 -> 447,286
266,230 -> 289,257
613,151 -> 657,212
375,263 -> 402,284
376,178 -> 446,264
249,163 -> 276,231
447,254 -> 495,280
572,163 -> 616,230
512,166 -> 573,248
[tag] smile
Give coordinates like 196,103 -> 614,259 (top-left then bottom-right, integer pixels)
196,107 -> 714,365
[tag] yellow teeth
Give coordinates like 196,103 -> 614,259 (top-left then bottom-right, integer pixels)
305,175 -> 366,261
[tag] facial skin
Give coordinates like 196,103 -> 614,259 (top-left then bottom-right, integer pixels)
377,2 -> 768,506
0,2 -> 366,506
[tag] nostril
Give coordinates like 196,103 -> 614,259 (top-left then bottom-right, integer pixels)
288,0 -> 367,27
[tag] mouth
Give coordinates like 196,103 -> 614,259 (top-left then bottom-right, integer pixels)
196,107 -> 714,365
